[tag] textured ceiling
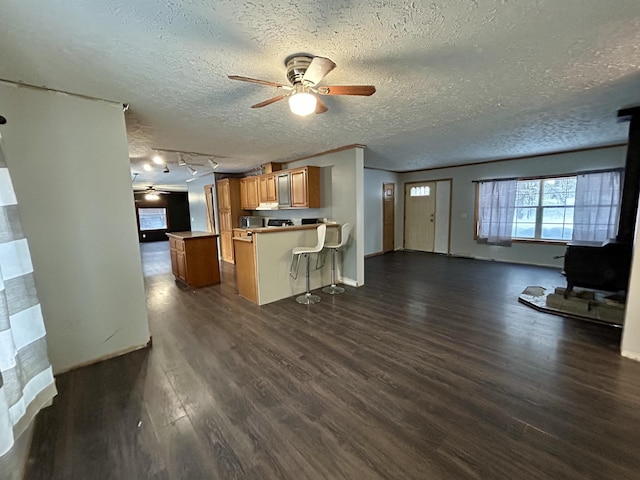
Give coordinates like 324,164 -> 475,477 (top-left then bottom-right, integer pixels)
1,1 -> 640,190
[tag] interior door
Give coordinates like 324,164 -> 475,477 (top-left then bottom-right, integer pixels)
383,183 -> 395,253
204,185 -> 216,233
404,182 -> 436,252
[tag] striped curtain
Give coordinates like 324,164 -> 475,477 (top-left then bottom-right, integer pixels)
0,133 -> 57,459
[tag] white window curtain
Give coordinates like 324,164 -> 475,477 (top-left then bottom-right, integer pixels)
0,135 -> 57,463
477,179 -> 517,246
573,170 -> 622,242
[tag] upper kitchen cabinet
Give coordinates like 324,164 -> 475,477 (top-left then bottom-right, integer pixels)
290,166 -> 321,208
240,176 -> 259,210
258,174 -> 278,203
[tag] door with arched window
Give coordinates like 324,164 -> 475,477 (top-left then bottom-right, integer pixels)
404,180 -> 452,253
404,182 -> 437,251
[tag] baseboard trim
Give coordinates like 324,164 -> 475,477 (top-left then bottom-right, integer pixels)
54,339 -> 152,375
341,277 -> 359,287
621,350 -> 640,362
365,251 -> 385,258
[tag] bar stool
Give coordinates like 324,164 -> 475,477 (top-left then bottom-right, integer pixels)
322,223 -> 352,295
289,224 -> 327,304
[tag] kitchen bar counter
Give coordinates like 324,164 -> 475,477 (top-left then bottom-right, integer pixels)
233,224 -> 339,305
237,223 -> 339,234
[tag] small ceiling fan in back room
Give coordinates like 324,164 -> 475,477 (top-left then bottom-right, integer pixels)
135,186 -> 170,201
229,54 -> 376,116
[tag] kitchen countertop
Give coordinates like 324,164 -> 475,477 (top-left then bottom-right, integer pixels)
166,231 -> 220,239
238,223 -> 339,234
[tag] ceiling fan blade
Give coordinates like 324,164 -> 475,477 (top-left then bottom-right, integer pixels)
228,75 -> 287,88
251,94 -> 289,109
318,85 -> 376,96
302,57 -> 336,86
315,98 -> 328,114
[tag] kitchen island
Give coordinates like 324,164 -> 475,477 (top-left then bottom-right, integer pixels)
233,224 -> 339,305
166,231 -> 220,288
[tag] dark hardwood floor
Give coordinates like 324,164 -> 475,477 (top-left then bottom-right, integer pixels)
25,242 -> 640,479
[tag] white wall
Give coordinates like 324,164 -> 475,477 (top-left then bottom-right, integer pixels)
285,147 -> 364,286
187,174 -> 215,232
363,168 -> 400,255
622,202 -> 640,361
0,83 -> 150,374
399,146 -> 627,267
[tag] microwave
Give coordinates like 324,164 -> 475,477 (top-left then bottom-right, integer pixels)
239,216 -> 264,228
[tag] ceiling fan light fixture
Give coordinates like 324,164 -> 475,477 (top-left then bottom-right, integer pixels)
145,193 -> 160,201
288,92 -> 317,116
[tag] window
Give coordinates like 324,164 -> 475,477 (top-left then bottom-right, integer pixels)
512,176 -> 576,241
410,185 -> 430,197
138,208 -> 168,231
477,170 -> 622,245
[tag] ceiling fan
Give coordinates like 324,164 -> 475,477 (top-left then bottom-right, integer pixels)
136,186 -> 170,201
229,54 -> 376,116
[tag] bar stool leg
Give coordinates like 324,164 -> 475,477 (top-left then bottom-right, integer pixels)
296,253 -> 321,304
322,248 -> 345,294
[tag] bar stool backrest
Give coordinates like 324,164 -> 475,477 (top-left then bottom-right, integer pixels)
338,223 -> 353,248
310,224 -> 327,253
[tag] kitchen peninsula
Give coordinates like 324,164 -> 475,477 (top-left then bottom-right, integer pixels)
233,224 -> 339,305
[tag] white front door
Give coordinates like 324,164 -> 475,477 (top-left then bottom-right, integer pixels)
404,182 -> 436,252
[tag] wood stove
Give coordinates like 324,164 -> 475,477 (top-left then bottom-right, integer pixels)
563,106 -> 640,297
563,240 -> 631,296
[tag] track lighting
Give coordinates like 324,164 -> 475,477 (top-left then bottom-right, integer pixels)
152,147 -> 225,171
143,163 -> 153,172
152,154 -> 164,165
163,165 -> 170,173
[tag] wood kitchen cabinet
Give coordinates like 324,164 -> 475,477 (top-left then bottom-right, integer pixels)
290,166 -> 321,208
237,165 -> 321,210
216,178 -> 245,263
232,236 -> 258,304
258,174 -> 278,203
240,177 -> 259,210
167,232 -> 220,288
